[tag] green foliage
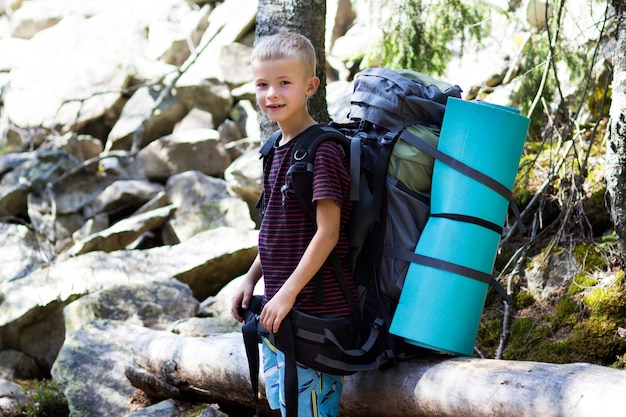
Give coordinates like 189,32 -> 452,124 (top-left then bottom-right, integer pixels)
509,33 -> 556,137
12,380 -> 68,417
582,274 -> 626,316
364,0 -> 489,75
509,0 -> 592,138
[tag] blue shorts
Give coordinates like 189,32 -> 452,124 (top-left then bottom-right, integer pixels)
261,336 -> 343,417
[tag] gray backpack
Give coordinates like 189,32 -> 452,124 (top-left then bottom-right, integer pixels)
244,67 -> 513,417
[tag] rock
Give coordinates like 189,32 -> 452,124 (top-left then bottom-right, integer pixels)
83,180 -> 165,218
0,350 -> 41,379
0,378 -> 27,415
163,171 -> 255,243
65,205 -> 176,256
105,83 -> 188,152
175,107 -> 215,131
51,320 -> 153,417
0,223 -> 48,283
3,12 -> 145,132
138,128 -> 231,181
63,279 -> 199,335
0,226 -> 258,370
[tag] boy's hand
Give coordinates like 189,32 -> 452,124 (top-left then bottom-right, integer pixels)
230,281 -> 256,323
260,291 -> 295,333
230,256 -> 262,322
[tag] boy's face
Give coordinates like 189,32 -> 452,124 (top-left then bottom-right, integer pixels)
252,57 -> 319,125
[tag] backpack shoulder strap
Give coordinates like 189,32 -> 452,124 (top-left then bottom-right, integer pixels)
255,131 -> 283,217
260,130 -> 282,159
287,124 -> 351,218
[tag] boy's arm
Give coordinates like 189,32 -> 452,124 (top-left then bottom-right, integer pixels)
230,253 -> 263,322
260,198 -> 341,333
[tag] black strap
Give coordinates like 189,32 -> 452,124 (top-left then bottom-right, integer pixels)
383,246 -> 512,303
371,131 -> 396,221
398,128 -> 527,231
327,251 -> 360,320
349,133 -> 363,200
256,132 -> 282,217
430,213 -> 503,235
398,129 -> 513,201
286,125 -> 351,217
270,320 -> 299,417
242,316 -> 261,417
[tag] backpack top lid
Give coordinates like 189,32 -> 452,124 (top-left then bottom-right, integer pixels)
348,67 -> 463,132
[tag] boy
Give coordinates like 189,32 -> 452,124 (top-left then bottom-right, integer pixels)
230,32 -> 356,417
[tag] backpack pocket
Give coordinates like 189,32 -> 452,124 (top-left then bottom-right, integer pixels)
381,175 -> 430,300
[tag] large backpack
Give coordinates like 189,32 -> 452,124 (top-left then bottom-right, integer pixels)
242,67 -> 512,417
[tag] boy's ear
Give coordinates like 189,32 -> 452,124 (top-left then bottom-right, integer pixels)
306,76 -> 320,97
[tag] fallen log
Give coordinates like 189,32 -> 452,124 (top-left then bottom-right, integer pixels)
127,330 -> 626,417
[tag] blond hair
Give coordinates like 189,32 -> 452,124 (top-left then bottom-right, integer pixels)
251,32 -> 316,78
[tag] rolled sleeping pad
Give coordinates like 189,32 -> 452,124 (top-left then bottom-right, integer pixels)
390,98 -> 529,356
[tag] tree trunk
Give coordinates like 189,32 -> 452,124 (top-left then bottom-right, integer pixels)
127,330 -> 626,417
255,0 -> 330,141
607,0 -> 626,261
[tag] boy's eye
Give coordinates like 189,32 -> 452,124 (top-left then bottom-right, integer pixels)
256,82 -> 267,88
280,80 -> 291,85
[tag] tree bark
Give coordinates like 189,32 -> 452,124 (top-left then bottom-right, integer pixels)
128,330 -> 626,417
607,0 -> 626,261
255,0 -> 330,141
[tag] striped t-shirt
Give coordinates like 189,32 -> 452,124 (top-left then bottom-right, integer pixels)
258,125 -> 356,318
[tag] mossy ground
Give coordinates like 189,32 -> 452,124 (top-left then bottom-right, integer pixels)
477,241 -> 626,368
8,379 -> 69,417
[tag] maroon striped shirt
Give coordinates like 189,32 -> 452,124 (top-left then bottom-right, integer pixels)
259,125 -> 356,317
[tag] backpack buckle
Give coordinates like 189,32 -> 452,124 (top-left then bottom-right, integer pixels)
293,149 -> 308,161
382,131 -> 398,145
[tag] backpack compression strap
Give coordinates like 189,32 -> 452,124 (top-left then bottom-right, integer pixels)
398,128 -> 525,233
391,128 -> 518,304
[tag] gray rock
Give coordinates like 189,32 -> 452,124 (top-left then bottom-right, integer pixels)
51,320 -> 152,417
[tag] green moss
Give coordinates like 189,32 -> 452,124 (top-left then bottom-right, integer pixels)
568,273 -> 598,296
565,316 -> 626,364
12,379 -> 68,417
582,278 -> 626,317
553,272 -> 626,365
549,295 -> 580,330
612,353 -> 626,369
503,317 -> 555,362
513,291 -> 535,310
476,317 -> 503,357
184,404 -> 211,416
499,287 -> 626,365
478,259 -> 626,365
572,242 -> 607,272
